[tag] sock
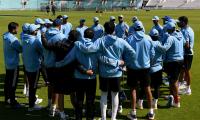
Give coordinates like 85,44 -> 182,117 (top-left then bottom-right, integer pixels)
131,109 -> 136,115
100,91 -> 108,120
187,85 -> 191,90
174,95 -> 179,103
139,99 -> 143,104
149,108 -> 154,114
154,99 -> 158,104
111,92 -> 119,120
52,104 -> 56,110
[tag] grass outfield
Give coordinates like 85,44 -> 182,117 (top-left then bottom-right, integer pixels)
0,10 -> 200,120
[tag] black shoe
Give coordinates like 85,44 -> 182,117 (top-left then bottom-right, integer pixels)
146,112 -> 155,120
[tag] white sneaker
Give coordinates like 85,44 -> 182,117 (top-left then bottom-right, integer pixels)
173,102 -> 180,108
185,88 -> 192,95
127,110 -> 137,120
28,104 -> 42,111
59,111 -> 68,120
152,99 -> 158,109
178,82 -> 187,90
35,98 -> 43,104
167,95 -> 174,107
137,99 -> 143,109
118,105 -> 123,114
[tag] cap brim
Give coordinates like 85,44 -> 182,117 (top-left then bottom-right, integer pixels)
152,19 -> 159,21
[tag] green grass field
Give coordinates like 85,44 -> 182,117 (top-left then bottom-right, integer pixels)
0,10 -> 200,120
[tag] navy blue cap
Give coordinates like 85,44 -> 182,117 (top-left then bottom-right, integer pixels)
53,19 -> 62,26
162,16 -> 172,21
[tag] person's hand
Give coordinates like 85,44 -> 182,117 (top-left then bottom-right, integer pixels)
119,60 -> 125,66
185,41 -> 190,49
86,70 -> 94,76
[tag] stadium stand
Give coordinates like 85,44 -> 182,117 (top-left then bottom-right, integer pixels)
0,0 -> 200,10
180,0 -> 200,9
145,0 -> 200,9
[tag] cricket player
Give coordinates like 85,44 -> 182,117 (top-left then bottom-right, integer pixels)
22,24 -> 43,111
115,15 -> 129,40
76,18 -> 88,38
91,17 -> 104,41
3,22 -> 22,108
126,21 -> 155,120
178,16 -> 194,95
61,15 -> 73,39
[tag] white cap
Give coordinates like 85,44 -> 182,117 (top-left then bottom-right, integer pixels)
93,17 -> 99,22
118,15 -> 124,18
110,16 -> 116,21
63,15 -> 68,19
29,24 -> 40,33
35,18 -> 45,25
152,16 -> 159,21
132,16 -> 138,22
44,19 -> 53,24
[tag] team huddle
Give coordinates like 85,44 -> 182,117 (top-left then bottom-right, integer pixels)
3,14 -> 194,120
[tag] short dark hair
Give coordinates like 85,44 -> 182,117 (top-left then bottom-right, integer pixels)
56,15 -> 63,19
104,21 -> 115,34
68,30 -> 81,42
8,22 -> 19,32
178,16 -> 189,25
84,28 -> 94,39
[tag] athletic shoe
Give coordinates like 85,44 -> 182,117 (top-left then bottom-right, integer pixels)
59,111 -> 69,120
49,105 -> 57,117
28,105 -> 42,111
137,99 -> 143,109
118,105 -> 123,114
185,88 -> 192,95
152,99 -> 158,110
173,102 -> 180,108
166,95 -> 174,107
146,112 -> 155,120
127,111 -> 137,120
178,82 -> 187,90
178,89 -> 186,95
35,98 -> 43,104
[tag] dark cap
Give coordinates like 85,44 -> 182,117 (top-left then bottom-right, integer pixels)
53,19 -> 62,26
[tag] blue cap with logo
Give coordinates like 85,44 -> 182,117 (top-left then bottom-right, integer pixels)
134,21 -> 144,30
162,16 -> 172,21
149,28 -> 159,36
